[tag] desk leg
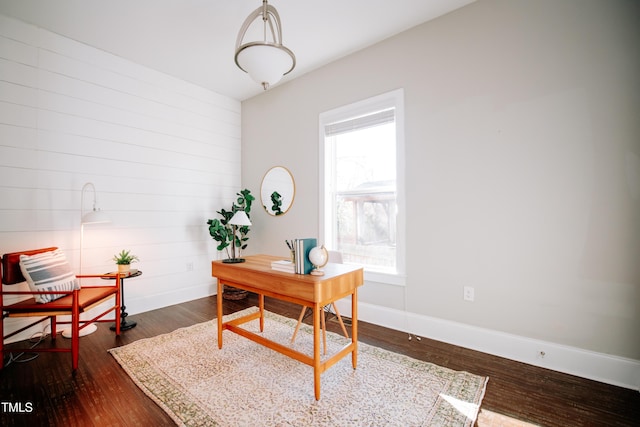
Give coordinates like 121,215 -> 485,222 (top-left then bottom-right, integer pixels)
352,288 -> 358,369
259,294 -> 264,332
217,280 -> 223,349
313,302 -> 321,400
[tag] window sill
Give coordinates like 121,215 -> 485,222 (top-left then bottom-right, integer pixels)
363,269 -> 406,286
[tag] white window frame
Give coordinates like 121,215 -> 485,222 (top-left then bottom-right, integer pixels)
319,89 -> 406,286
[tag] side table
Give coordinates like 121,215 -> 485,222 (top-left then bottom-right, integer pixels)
103,269 -> 142,331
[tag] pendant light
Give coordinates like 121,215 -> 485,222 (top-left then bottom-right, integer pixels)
235,0 -> 296,90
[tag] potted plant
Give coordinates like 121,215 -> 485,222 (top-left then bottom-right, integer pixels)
206,189 -> 254,261
113,249 -> 139,274
206,189 -> 254,299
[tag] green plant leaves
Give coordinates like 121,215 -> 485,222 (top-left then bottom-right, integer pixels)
206,188 -> 254,258
113,249 -> 139,265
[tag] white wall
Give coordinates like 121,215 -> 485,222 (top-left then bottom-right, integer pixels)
0,15 -> 240,340
241,0 -> 640,388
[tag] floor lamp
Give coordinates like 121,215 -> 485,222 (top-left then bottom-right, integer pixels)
61,182 -> 110,338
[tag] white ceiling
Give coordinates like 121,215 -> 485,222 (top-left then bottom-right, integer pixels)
0,0 -> 474,101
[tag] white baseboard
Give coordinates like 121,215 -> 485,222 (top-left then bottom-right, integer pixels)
128,282 -> 216,315
335,300 -> 640,391
3,318 -> 49,345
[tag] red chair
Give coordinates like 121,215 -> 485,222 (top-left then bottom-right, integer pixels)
1,247 -> 121,371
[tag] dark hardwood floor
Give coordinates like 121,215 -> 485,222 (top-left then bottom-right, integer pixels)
1,294 -> 638,426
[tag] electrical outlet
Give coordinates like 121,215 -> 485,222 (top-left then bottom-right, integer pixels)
463,286 -> 474,301
186,262 -> 194,271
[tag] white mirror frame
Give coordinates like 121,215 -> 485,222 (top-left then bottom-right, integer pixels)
261,166 -> 295,216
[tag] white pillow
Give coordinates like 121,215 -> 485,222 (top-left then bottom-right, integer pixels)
19,249 -> 80,303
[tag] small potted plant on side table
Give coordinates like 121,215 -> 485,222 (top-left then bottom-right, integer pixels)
113,249 -> 139,275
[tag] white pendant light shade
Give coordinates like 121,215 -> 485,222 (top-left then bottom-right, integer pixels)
235,0 -> 296,90
236,44 -> 294,88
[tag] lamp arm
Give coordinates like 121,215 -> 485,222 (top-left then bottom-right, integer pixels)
80,182 -> 98,220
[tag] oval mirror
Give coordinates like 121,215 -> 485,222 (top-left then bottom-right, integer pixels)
261,166 -> 295,216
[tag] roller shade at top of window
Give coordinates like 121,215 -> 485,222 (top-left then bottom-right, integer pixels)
324,108 -> 395,137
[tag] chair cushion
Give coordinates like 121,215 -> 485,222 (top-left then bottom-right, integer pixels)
19,249 -> 80,303
4,286 -> 117,314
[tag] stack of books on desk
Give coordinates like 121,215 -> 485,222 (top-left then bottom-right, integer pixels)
271,259 -> 295,273
293,238 -> 316,274
272,237 -> 317,274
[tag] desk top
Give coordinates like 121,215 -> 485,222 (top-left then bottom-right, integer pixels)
212,254 -> 363,304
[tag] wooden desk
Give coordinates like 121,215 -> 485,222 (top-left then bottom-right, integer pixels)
211,254 -> 364,400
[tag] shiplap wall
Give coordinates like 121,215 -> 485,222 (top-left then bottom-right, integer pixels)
0,15 -> 241,341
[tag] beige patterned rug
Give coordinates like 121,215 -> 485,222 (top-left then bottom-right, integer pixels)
109,308 -> 488,426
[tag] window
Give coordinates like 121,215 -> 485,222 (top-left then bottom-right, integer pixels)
319,89 -> 405,285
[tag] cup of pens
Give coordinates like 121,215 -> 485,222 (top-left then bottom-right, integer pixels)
286,240 -> 295,263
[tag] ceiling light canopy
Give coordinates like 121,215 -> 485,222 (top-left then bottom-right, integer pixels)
235,0 -> 296,90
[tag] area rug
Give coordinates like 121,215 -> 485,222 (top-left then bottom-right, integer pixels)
109,308 -> 488,426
